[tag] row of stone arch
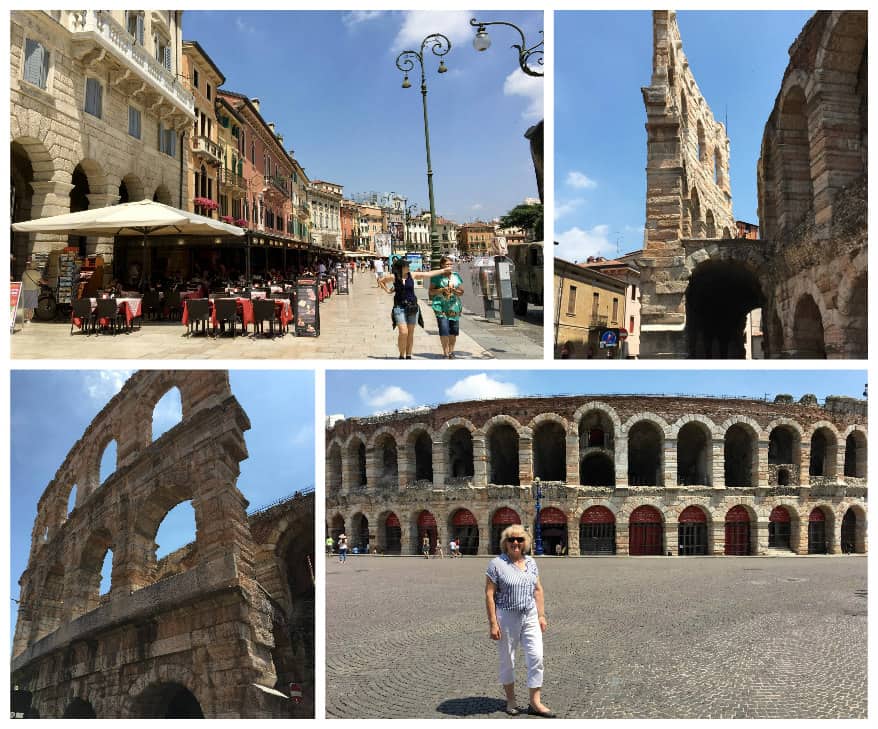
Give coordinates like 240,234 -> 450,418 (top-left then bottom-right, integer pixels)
758,11 -> 866,241
327,407 -> 866,492
30,373 -> 225,552
328,501 -> 866,557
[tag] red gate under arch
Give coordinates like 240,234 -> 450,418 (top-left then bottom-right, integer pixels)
724,505 -> 750,556
539,507 -> 568,555
384,512 -> 401,554
580,506 -> 615,555
629,505 -> 662,556
451,508 -> 479,555
807,507 -> 826,554
417,510 -> 438,555
768,505 -> 792,550
678,505 -> 707,556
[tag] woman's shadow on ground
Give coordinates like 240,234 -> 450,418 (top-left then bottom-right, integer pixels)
436,697 -> 508,717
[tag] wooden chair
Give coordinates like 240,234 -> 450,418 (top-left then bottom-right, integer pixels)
185,298 -> 211,337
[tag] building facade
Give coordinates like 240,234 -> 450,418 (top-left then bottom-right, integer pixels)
555,258 -> 628,359
579,255 -> 641,358
307,180 -> 343,252
181,41 -> 224,219
12,371 -> 314,718
326,394 -> 867,558
635,10 -> 866,359
457,222 -> 494,257
10,10 -> 195,279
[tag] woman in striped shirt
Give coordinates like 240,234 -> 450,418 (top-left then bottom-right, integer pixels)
485,526 -> 554,717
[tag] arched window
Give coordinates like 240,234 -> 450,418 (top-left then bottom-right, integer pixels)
99,440 -> 117,485
152,387 -> 183,441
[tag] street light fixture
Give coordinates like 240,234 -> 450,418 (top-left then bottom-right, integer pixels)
532,476 -> 544,556
396,33 -> 451,270
469,18 -> 544,77
405,202 -> 419,254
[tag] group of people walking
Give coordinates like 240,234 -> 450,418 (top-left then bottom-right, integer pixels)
378,256 -> 464,360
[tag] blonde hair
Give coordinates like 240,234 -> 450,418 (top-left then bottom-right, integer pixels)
499,524 -> 531,554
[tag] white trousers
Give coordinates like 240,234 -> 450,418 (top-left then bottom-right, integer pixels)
496,606 -> 544,688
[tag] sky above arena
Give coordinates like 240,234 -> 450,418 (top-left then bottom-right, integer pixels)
555,9 -> 813,262
185,9 -> 544,223
10,369 -> 314,645
327,369 -> 867,419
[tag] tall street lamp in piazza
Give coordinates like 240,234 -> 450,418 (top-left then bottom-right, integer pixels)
396,33 -> 450,270
470,18 -> 544,77
532,476 -> 544,556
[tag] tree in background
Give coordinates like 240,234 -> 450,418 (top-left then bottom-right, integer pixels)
500,203 -> 543,241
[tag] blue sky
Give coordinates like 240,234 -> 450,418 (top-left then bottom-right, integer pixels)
327,369 -> 867,418
10,370 -> 314,645
555,10 -> 813,262
186,10 -> 543,222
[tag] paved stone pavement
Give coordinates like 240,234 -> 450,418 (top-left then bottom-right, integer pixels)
11,276 -> 542,360
326,555 -> 866,719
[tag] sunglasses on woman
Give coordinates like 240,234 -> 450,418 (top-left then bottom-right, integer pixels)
507,537 -> 526,543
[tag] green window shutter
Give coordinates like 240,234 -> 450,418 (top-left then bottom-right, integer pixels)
23,39 -> 45,88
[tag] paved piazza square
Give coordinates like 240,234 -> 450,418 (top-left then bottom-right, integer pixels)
326,555 -> 866,719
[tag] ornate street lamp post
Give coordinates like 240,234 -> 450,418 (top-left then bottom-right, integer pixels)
396,33 -> 450,270
532,476 -> 544,556
469,18 -> 544,77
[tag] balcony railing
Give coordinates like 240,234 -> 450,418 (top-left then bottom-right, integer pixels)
268,175 -> 288,195
70,10 -> 195,117
193,135 -> 222,164
590,314 -> 608,327
220,167 -> 246,191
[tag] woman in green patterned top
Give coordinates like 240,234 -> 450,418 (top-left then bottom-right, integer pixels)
428,255 -> 465,359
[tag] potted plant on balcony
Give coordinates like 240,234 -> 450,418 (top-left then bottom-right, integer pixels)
194,197 -> 218,212
235,217 -> 249,228
220,215 -> 234,224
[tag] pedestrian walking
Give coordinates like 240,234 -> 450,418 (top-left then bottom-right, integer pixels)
485,526 -> 554,718
450,537 -> 458,557
373,258 -> 385,286
421,534 -> 431,559
326,535 -> 334,555
435,540 -> 445,559
428,255 -> 464,359
338,533 -> 348,564
379,258 -> 448,360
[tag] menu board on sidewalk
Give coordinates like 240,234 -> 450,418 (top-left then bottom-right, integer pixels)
294,278 -> 320,337
337,269 -> 349,295
10,282 -> 22,333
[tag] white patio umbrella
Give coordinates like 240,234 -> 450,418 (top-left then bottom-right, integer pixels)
11,198 -> 245,238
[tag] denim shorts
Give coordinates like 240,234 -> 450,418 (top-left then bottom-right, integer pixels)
436,316 -> 459,336
393,305 -> 419,326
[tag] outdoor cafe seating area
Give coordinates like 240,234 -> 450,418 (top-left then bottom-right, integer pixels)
69,274 -> 338,339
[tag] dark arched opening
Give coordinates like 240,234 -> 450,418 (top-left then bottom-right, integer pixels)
724,424 -> 756,486
375,435 -> 398,489
791,295 -> 826,358
488,424 -> 519,485
807,508 -> 827,554
581,452 -> 615,486
413,431 -> 433,482
491,507 -> 521,554
629,505 -> 662,555
450,509 -> 479,554
677,505 -> 708,556
841,509 -> 857,554
63,698 -> 97,718
132,683 -> 204,718
627,421 -> 663,486
383,513 -> 402,554
350,513 -> 369,553
724,506 -> 751,555
532,421 -> 566,481
768,506 -> 792,550
579,506 -> 615,555
844,431 -> 867,478
416,510 -> 438,555
686,260 -> 764,358
448,428 -> 474,479
538,507 -> 568,555
677,422 -> 711,486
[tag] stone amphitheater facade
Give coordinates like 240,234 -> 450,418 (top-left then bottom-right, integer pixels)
12,371 -> 314,719
326,394 -> 867,559
636,10 -> 866,358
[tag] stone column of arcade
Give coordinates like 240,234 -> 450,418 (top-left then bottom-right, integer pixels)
565,430 -> 580,486
28,179 -> 74,257
663,518 -> 677,556
431,438 -> 447,487
86,192 -> 120,286
477,523 -> 490,555
518,433 -> 533,485
471,434 -> 488,486
711,437 -> 725,487
710,517 -> 725,556
663,438 -> 676,488
755,517 -> 769,555
566,514 -> 580,554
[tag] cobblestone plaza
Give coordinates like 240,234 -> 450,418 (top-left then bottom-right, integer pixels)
326,555 -> 866,719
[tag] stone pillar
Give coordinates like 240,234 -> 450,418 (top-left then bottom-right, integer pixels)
663,438 -> 676,487
26,180 -> 75,261
828,517 -> 841,555
711,520 -> 725,555
800,441 -> 811,487
472,434 -> 488,487
615,436 -> 629,487
757,439 -> 769,486
432,439 -> 447,487
755,519 -> 769,555
86,192 -> 121,286
478,523 -> 490,555
616,520 -> 629,556
365,445 -> 379,491
518,433 -> 533,485
793,517 -> 808,555
809,88 -> 863,226
567,515 -> 580,555
397,443 -> 411,489
712,438 -> 725,488
664,521 -> 677,556
565,432 -> 580,485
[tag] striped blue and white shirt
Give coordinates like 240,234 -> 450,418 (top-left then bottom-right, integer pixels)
486,554 -> 539,612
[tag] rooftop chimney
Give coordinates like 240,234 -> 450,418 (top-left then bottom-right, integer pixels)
251,97 -> 260,111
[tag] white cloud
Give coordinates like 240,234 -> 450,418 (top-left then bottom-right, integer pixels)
290,423 -> 314,446
343,10 -> 386,28
554,199 -> 583,220
445,374 -> 519,401
359,384 -> 415,410
555,224 -> 611,262
393,11 -> 473,52
471,203 -> 483,210
566,171 -> 597,189
85,370 -> 135,402
235,17 -> 255,34
503,68 -> 543,121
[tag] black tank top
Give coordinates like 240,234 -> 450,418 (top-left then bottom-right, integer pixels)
393,274 -> 416,307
